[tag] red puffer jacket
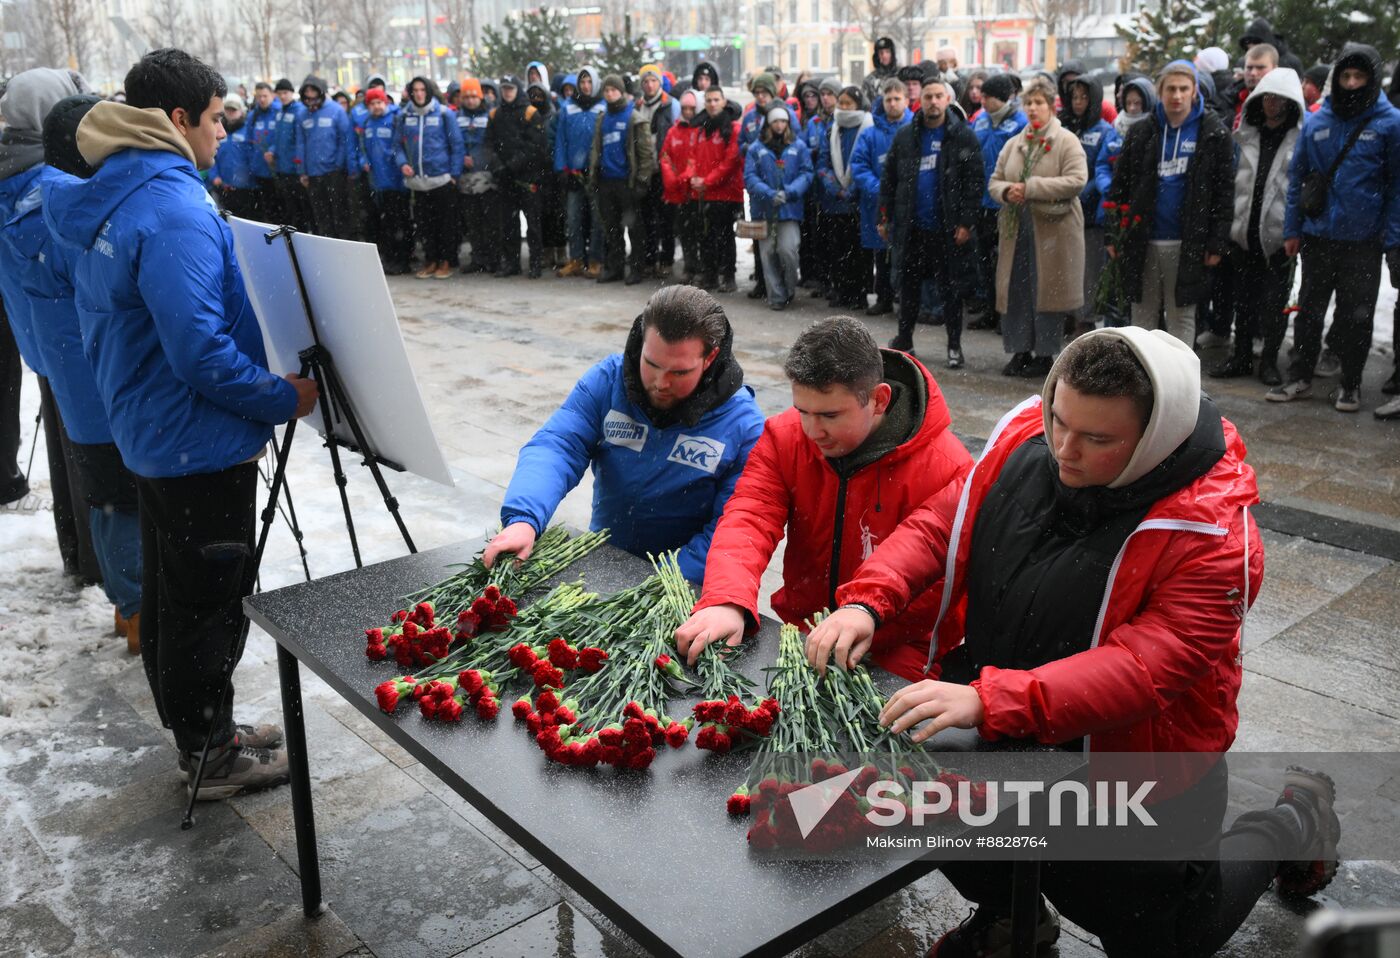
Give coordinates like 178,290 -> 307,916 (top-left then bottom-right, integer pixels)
839,395 -> 1264,756
694,351 -> 972,681
660,121 -> 700,204
691,120 -> 744,204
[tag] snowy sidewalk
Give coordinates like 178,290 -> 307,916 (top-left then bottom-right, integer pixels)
2,271 -> 1399,958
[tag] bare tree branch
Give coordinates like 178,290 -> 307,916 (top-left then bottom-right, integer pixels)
145,0 -> 192,49
237,0 -> 283,81
299,0 -> 342,75
342,0 -> 390,75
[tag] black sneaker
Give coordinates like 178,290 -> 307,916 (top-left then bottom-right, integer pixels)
947,347 -> 964,369
1209,355 -> 1255,379
186,742 -> 291,801
1275,766 -> 1341,899
927,897 -> 1060,957
178,722 -> 284,777
1020,355 -> 1054,379
1001,352 -> 1030,377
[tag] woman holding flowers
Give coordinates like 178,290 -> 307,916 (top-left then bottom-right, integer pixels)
987,76 -> 1088,378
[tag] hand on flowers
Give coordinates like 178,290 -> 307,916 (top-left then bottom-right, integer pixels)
879,680 -> 985,743
284,374 -> 319,419
675,603 -> 746,666
953,226 -> 971,246
1204,252 -> 1222,267
482,521 -> 537,569
804,607 -> 875,676
1105,244 -> 1117,260
774,190 -> 787,206
1005,182 -> 1027,205
400,163 -> 414,177
1283,237 -> 1301,258
877,222 -> 889,243
299,175 -> 310,187
263,150 -> 275,167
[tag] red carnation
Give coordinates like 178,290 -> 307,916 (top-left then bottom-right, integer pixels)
722,696 -> 748,728
496,597 -> 518,617
547,638 -> 579,669
456,609 -> 482,638
1102,201 -> 1117,211
758,697 -> 781,716
508,643 -> 538,669
598,744 -> 624,766
511,696 -> 532,720
622,701 -> 646,720
438,697 -> 465,722
402,620 -> 418,638
598,727 -> 624,747
419,695 -> 439,719
412,601 -> 435,625
577,647 -> 608,673
390,609 -> 408,624
727,791 -> 752,815
535,689 -> 560,711
745,709 -> 775,737
622,717 -> 652,747
1120,216 -> 1130,228
1133,215 -> 1142,224
624,746 -> 657,770
531,661 -> 565,690
365,639 -> 388,661
374,679 -> 403,713
555,706 -> 577,725
664,722 -> 689,749
483,584 -> 501,602
693,700 -> 725,723
459,669 -> 485,696
475,693 -> 500,720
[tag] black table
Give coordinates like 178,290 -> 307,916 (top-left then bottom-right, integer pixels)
245,540 -> 1043,958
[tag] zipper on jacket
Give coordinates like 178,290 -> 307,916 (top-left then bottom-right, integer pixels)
829,474 -> 850,609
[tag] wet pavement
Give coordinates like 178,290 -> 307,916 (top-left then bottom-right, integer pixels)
2,266 -> 1398,958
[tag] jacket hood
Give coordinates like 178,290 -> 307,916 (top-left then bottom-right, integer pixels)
77,100 -> 195,169
827,349 -> 950,478
1241,66 -> 1304,130
1056,59 -> 1087,98
1062,75 -> 1103,133
526,61 -> 551,91
693,61 -> 720,89
407,75 -> 443,107
0,68 -> 91,180
1328,43 -> 1383,119
300,75 -> 329,99
527,81 -> 553,115
44,139 -> 192,251
872,37 -> 897,72
562,73 -> 579,95
574,66 -> 600,110
621,311 -> 745,429
364,73 -> 387,90
480,80 -> 500,101
1042,327 -> 1208,489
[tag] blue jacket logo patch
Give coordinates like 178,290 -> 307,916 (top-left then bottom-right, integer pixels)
668,434 -> 725,474
602,409 -> 648,451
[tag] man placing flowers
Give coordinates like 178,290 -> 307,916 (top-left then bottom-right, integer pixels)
483,286 -> 763,582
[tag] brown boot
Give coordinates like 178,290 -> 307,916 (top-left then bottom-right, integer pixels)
584,261 -> 601,279
114,607 -> 127,637
556,258 -> 583,277
125,612 -> 141,656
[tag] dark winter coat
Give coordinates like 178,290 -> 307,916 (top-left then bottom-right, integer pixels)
488,96 -> 549,187
879,111 -> 984,294
1106,103 -> 1234,307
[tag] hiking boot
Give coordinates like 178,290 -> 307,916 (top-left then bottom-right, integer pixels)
180,724 -> 287,777
1315,349 -> 1341,378
927,897 -> 1060,958
1266,379 -> 1312,402
432,262 -> 453,279
584,261 -> 602,279
414,261 -> 438,279
1331,386 -> 1360,413
185,742 -> 291,801
555,258 -> 583,277
124,612 -> 141,656
1375,395 -> 1400,420
1275,765 -> 1341,900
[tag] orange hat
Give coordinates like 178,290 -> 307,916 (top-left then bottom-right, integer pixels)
461,77 -> 483,98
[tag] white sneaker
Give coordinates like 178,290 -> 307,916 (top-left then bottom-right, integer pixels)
1374,395 -> 1400,420
1195,330 -> 1232,349
1266,380 -> 1312,403
0,492 -> 52,515
1331,387 -> 1360,413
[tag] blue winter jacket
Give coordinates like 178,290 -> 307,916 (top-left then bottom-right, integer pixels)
0,167 -> 110,444
802,114 -> 829,166
44,147 -> 298,478
295,100 -> 357,177
393,99 -> 465,179
739,101 -> 801,154
815,121 -> 863,214
214,122 -> 258,190
1076,118 -> 1116,223
1284,94 -> 1400,249
0,165 -> 49,376
973,107 -> 1027,209
268,99 -> 305,174
351,100 -> 396,172
246,101 -> 281,179
851,109 -> 913,249
1092,125 -> 1126,226
555,71 -> 605,172
361,111 -> 407,191
743,137 -> 813,221
499,352 -> 764,582
456,104 -> 493,172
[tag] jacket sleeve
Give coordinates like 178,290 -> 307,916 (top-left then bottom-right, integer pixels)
850,127 -> 881,199
954,127 -> 985,228
674,406 -> 766,583
1384,118 -> 1400,251
1022,132 -> 1087,201
972,511 -> 1263,744
498,360 -> 613,534
743,142 -> 773,201
136,220 -> 298,424
789,141 -> 814,200
393,115 -> 409,169
338,110 -> 356,176
1094,131 -> 1121,207
1107,124 -> 1136,208
293,114 -> 306,169
553,111 -> 568,172
446,109 -> 465,176
1204,125 -> 1235,254
692,421 -> 791,629
835,477 -> 962,626
660,130 -> 681,192
588,113 -> 603,188
633,114 -> 656,186
987,136 -> 1017,205
878,130 -> 900,220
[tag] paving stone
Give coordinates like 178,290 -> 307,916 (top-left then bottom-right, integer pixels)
192,907 -> 361,958
450,902 -> 634,958
1233,671 -> 1400,752
1244,609 -> 1400,719
309,790 -> 559,958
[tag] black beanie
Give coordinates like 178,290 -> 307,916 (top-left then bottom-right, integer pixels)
275,78 -> 295,92
42,94 -> 103,178
982,73 -> 1016,103
1304,64 -> 1330,89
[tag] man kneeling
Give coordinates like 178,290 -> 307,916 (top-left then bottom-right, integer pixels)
676,316 -> 971,678
808,327 -> 1340,956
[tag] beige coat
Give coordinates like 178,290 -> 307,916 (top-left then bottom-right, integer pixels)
988,115 -> 1088,314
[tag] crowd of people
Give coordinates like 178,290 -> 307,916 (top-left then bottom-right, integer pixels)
182,34 -> 1400,417
0,35 -> 1377,957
